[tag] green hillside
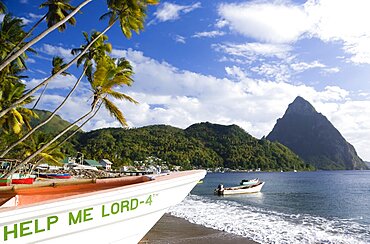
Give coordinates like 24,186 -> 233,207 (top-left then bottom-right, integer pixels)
31,109 -> 81,135
74,122 -> 312,171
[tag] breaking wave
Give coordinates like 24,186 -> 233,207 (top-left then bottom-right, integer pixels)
168,195 -> 369,244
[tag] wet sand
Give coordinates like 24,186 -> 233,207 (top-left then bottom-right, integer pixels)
140,214 -> 258,244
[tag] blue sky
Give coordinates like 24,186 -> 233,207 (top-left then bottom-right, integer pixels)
3,0 -> 370,161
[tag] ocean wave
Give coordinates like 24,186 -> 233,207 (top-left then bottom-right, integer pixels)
168,194 -> 369,244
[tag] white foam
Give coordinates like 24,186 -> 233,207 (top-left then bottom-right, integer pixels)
168,195 -> 369,244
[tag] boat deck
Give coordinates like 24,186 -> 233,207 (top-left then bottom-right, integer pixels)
0,171 -> 202,209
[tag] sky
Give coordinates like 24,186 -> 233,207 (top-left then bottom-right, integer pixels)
3,0 -> 370,161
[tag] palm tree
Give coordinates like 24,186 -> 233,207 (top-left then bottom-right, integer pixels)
0,0 -> 6,14
71,31 -> 112,81
0,0 -> 157,119
0,82 -> 37,135
0,32 -> 113,158
32,56 -> 70,109
102,0 -> 158,39
5,0 -> 78,62
0,65 -> 85,158
0,14 -> 33,71
20,132 -> 65,169
0,0 -> 92,72
40,0 -> 77,31
3,55 -> 137,178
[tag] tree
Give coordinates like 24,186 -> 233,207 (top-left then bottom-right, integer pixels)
0,0 -> 6,14
0,14 -> 32,72
0,0 -> 91,72
3,55 -> 137,177
21,132 -> 65,168
0,0 -> 157,119
40,0 -> 77,31
72,31 -> 112,81
0,81 -> 36,135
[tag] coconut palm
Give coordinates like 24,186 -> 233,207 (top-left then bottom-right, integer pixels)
0,81 -> 37,135
0,0 -> 156,119
102,0 -> 158,39
0,31 -> 113,158
20,132 -> 64,169
0,64 -> 85,158
0,14 -> 33,71
3,55 -> 137,177
71,31 -> 112,82
0,0 -> 6,14
0,0 -> 91,72
40,0 -> 77,31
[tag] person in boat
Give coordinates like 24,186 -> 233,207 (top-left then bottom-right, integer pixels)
217,184 -> 224,195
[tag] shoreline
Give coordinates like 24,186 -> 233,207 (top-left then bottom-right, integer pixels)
140,214 -> 258,244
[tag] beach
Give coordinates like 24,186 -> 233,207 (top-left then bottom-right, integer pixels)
140,214 -> 258,244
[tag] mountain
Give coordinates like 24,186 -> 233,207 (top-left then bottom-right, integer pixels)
267,96 -> 367,170
30,109 -> 81,135
74,122 -> 311,171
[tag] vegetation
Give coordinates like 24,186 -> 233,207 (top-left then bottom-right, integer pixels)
0,0 -> 158,177
69,122 -> 313,171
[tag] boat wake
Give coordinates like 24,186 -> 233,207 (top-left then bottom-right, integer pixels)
168,194 -> 369,244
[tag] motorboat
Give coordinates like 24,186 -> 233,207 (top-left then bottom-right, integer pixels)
215,181 -> 265,195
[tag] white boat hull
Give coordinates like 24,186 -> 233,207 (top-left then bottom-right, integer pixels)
0,170 -> 206,244
222,182 -> 265,195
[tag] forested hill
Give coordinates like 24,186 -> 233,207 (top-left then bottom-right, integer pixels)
73,122 -> 312,171
31,109 -> 81,135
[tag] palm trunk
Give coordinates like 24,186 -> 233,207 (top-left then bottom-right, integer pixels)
0,66 -> 87,158
3,100 -> 99,178
4,14 -> 47,61
0,0 -> 93,72
53,101 -> 102,149
0,19 -> 116,119
32,83 -> 48,110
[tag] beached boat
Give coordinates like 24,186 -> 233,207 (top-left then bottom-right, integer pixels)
37,173 -> 72,179
240,178 -> 259,185
215,181 -> 265,195
0,170 -> 206,244
0,173 -> 36,186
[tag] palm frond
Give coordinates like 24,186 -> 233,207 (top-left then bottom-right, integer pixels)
102,97 -> 127,126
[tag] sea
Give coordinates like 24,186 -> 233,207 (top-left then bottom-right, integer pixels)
168,171 -> 370,244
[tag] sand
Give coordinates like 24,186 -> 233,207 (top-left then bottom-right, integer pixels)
139,214 -> 258,244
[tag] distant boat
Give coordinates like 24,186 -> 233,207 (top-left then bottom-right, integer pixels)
0,173 -> 36,186
215,181 -> 265,195
240,178 -> 259,185
38,173 -> 72,179
0,170 -> 206,243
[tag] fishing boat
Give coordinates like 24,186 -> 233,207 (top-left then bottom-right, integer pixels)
240,178 -> 259,185
0,173 -> 36,186
37,173 -> 72,179
215,181 -> 265,195
0,170 -> 206,244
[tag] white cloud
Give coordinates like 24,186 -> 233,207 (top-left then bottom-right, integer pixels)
26,74 -> 81,91
150,2 -> 201,24
217,0 -> 370,64
192,30 -> 225,38
38,44 -> 74,61
174,35 -> 186,44
290,60 -> 326,72
213,42 -> 292,60
218,1 -> 312,43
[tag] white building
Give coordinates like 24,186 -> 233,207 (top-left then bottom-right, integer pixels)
100,159 -> 113,171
